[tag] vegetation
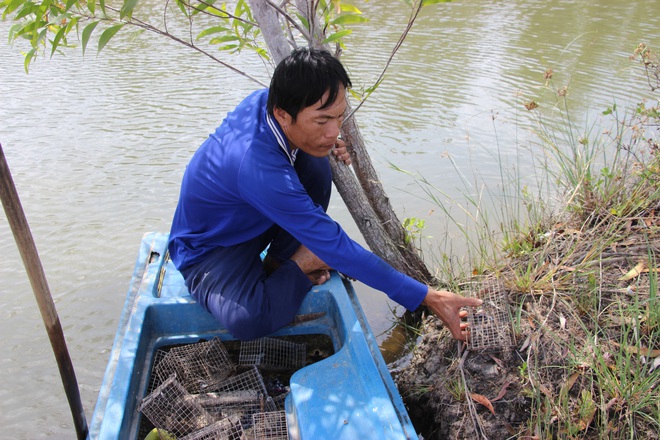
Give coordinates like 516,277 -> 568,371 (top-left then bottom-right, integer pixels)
394,44 -> 660,439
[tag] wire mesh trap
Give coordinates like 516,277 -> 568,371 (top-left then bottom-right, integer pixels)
466,278 -> 515,352
203,366 -> 277,426
251,411 -> 288,440
179,416 -> 244,440
151,337 -> 235,393
239,337 -> 307,370
139,375 -> 217,437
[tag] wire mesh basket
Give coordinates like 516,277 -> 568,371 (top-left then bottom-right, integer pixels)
251,411 -> 289,440
466,278 -> 515,352
270,392 -> 288,411
179,416 -> 244,440
203,366 -> 276,425
139,375 -> 217,437
152,338 -> 235,393
239,337 -> 307,370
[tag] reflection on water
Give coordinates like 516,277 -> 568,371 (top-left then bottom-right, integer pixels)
1,0 -> 659,437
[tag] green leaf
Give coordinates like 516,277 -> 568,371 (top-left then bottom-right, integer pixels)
3,0 -> 25,18
82,20 -> 99,55
348,88 -> 363,101
50,26 -> 67,58
98,23 -> 123,53
209,35 -> 240,44
65,16 -> 80,33
14,4 -> 37,21
235,0 -> 247,17
191,0 -> 214,15
339,4 -> 362,13
253,47 -> 269,59
296,13 -> 309,30
88,0 -> 95,14
602,103 -> 616,115
120,0 -> 138,19
64,0 -> 77,12
323,29 -> 352,44
38,0 -> 52,17
217,43 -> 239,51
364,78 -> 384,94
206,4 -> 230,18
196,25 -> 229,39
174,0 -> 187,15
423,0 -> 452,5
330,15 -> 369,25
23,47 -> 36,73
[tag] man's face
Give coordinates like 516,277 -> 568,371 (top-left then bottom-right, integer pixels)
275,85 -> 347,158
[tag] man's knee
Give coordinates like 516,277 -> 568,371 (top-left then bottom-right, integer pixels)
221,310 -> 278,341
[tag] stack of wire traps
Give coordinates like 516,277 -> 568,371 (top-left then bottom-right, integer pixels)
466,278 -> 515,352
140,336 -> 306,439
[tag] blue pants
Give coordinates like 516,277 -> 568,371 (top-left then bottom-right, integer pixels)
181,152 -> 332,340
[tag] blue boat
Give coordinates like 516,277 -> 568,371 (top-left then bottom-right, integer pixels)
87,232 -> 419,439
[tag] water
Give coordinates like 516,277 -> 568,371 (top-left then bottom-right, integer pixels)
1,0 -> 659,438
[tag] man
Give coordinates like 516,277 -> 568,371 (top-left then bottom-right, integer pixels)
168,47 -> 481,341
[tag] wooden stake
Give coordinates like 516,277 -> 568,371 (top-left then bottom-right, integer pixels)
0,144 -> 88,439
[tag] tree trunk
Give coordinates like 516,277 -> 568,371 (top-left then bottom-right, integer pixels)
248,0 -> 433,284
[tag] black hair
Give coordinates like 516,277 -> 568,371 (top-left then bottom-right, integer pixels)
267,47 -> 352,122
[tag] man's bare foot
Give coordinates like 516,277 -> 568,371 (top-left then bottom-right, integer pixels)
290,245 -> 330,283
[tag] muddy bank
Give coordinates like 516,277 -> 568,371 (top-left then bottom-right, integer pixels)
394,208 -> 660,439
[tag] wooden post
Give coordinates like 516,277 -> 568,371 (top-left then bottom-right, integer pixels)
0,144 -> 88,440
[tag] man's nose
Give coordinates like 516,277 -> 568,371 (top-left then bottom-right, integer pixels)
327,121 -> 340,139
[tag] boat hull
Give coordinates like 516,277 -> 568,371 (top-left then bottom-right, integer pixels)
88,232 -> 418,439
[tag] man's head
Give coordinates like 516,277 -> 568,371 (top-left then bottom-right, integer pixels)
268,47 -> 352,158
268,47 -> 352,122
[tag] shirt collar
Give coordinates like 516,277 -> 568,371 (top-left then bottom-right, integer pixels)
266,113 -> 297,165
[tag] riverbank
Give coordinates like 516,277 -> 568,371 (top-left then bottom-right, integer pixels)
395,205 -> 659,439
394,45 -> 660,439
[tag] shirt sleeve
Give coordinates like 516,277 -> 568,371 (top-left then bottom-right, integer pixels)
237,147 -> 427,311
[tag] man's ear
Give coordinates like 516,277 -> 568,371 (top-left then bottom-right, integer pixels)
273,107 -> 291,127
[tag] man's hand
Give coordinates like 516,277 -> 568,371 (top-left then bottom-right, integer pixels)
332,138 -> 352,165
422,288 -> 483,342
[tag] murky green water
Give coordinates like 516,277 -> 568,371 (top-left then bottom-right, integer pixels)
1,0 -> 659,437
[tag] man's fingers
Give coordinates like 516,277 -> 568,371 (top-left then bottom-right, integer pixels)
332,139 -> 352,165
465,297 -> 483,307
452,328 -> 468,342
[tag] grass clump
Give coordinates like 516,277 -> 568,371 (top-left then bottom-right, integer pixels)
394,44 -> 660,440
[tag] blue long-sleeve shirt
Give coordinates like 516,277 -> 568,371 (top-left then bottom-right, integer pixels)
168,89 -> 426,311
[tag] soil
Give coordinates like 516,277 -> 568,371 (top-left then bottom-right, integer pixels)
393,208 -> 660,439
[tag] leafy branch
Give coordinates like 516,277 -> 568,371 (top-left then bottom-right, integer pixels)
2,0 -> 449,115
